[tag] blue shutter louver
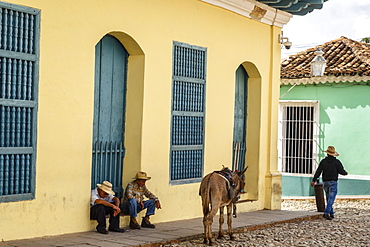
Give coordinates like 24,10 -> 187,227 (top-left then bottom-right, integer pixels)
0,2 -> 39,202
0,8 -> 36,54
170,42 -> 206,183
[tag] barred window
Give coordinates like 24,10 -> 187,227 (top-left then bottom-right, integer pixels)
278,101 -> 319,174
170,41 -> 206,184
0,2 -> 40,202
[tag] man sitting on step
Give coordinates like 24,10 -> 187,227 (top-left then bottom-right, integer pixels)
90,181 -> 126,234
121,171 -> 161,229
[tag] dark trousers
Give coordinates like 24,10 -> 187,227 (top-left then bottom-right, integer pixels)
90,204 -> 120,231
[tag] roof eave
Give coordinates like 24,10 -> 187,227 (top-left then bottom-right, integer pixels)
281,75 -> 370,85
258,0 -> 327,16
199,0 -> 292,27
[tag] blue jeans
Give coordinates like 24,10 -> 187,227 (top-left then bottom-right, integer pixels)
323,181 -> 338,215
121,198 -> 156,217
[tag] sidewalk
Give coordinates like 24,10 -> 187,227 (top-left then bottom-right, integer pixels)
0,209 -> 322,247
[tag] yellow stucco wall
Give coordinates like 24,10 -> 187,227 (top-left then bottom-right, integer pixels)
0,0 -> 282,241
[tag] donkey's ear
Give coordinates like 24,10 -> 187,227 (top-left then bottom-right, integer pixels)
238,166 -> 248,176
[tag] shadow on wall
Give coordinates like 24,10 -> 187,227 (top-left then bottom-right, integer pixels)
281,83 -> 370,196
321,84 -> 370,109
317,84 -> 370,160
281,82 -> 370,154
280,83 -> 370,110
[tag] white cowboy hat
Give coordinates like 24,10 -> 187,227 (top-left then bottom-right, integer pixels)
133,171 -> 151,180
97,181 -> 115,195
324,146 -> 339,156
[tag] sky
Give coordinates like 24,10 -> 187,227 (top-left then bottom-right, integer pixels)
281,0 -> 370,58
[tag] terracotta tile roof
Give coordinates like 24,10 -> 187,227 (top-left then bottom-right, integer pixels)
281,36 -> 370,79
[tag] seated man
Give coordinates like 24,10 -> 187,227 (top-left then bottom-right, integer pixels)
121,171 -> 161,229
90,181 -> 125,234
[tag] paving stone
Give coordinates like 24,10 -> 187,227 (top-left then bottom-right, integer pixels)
4,200 -> 369,247
169,199 -> 370,246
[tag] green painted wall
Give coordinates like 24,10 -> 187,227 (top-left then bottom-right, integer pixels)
282,175 -> 370,196
280,83 -> 370,176
339,178 -> 370,195
280,83 -> 370,196
282,175 -> 314,196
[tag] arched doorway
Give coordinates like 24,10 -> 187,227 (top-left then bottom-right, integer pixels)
233,62 -> 261,201
91,34 -> 129,198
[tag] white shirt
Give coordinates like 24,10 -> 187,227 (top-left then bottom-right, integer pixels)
90,188 -> 114,206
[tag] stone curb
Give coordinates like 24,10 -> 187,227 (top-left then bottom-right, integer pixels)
131,214 -> 322,247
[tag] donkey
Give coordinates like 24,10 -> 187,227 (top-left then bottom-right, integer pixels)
199,166 -> 248,245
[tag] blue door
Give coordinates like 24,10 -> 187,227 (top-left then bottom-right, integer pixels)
91,35 -> 128,197
233,65 -> 248,172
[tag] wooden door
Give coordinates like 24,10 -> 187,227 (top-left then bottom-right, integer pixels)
91,35 -> 128,197
233,65 -> 248,171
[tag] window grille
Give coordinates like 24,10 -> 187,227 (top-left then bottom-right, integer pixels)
278,101 -> 319,174
0,2 -> 39,202
170,41 -> 206,184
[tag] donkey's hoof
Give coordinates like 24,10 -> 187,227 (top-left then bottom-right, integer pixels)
217,234 -> 224,239
230,235 -> 236,241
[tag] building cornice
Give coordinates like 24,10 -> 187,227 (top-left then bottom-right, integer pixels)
281,75 -> 370,85
199,0 -> 292,27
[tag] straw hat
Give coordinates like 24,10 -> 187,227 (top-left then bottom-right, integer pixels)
324,146 -> 339,156
133,171 -> 151,180
97,181 -> 115,195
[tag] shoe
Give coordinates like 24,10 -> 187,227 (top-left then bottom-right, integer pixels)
108,227 -> 125,233
323,214 -> 332,220
97,229 -> 109,234
330,215 -> 334,219
129,217 -> 141,229
141,216 -> 155,228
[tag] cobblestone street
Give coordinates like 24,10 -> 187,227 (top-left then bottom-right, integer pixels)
166,199 -> 370,246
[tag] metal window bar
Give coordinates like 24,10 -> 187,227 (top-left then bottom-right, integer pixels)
170,42 -> 206,182
281,105 -> 316,174
92,141 -> 125,198
233,141 -> 246,172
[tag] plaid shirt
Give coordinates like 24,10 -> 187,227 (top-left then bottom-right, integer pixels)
122,180 -> 158,203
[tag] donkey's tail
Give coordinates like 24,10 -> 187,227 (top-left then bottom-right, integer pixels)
200,173 -> 213,217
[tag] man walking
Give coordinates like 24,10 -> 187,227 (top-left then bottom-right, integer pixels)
311,146 -> 348,220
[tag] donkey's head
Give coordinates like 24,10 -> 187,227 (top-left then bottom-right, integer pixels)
233,166 -> 248,195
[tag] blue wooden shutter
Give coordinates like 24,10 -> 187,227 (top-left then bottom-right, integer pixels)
91,35 -> 127,198
170,41 -> 206,184
233,65 -> 248,172
0,3 -> 40,202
